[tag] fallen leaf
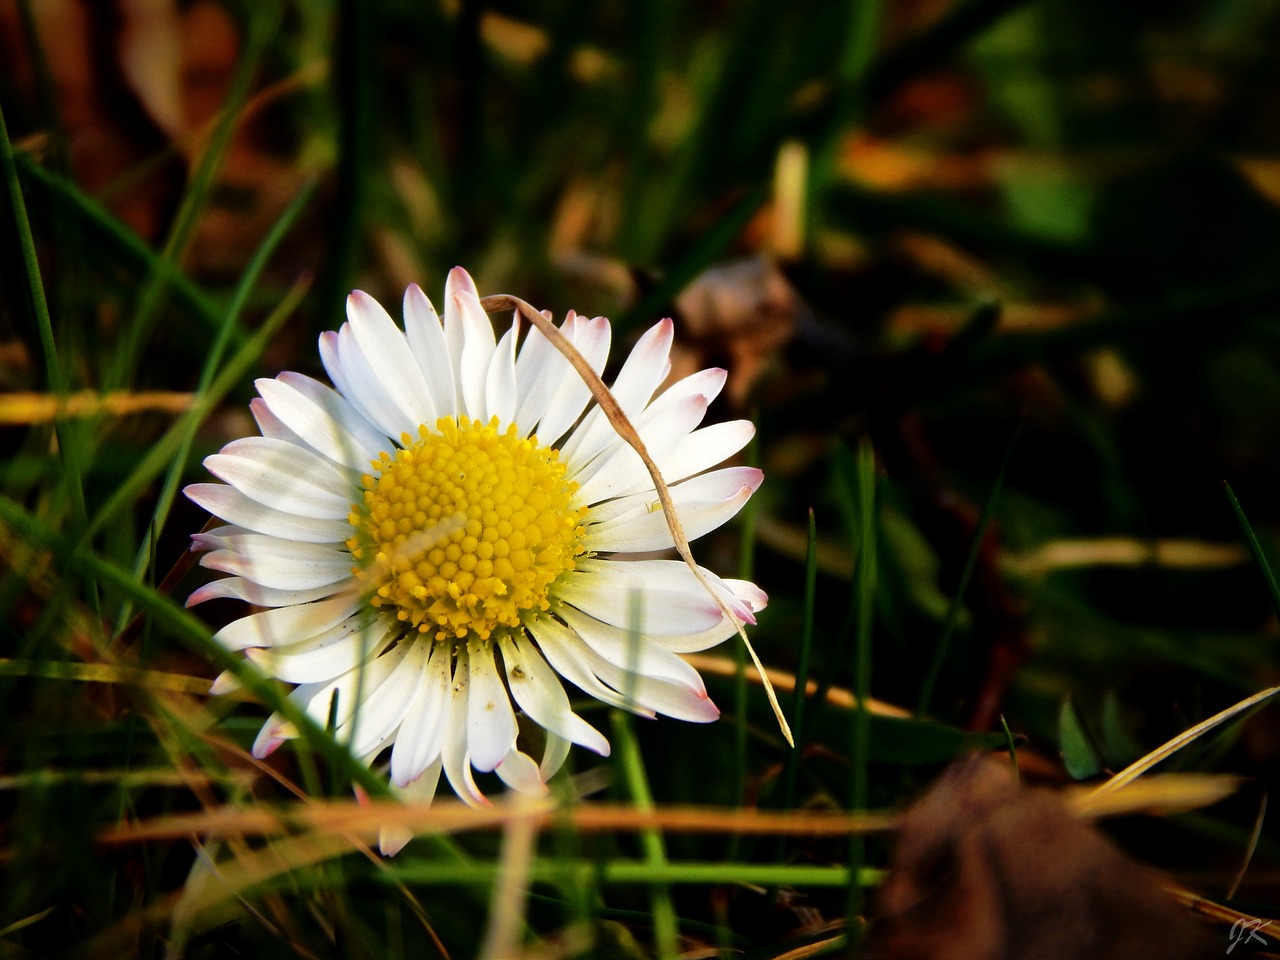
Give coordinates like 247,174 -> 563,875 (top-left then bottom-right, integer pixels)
865,757 -> 1216,960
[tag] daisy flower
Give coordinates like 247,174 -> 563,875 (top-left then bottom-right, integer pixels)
185,267 -> 765,845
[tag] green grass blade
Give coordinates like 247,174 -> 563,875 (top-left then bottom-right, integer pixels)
0,493 -> 388,799
847,438 -> 878,942
1224,481 -> 1280,621
15,156 -> 229,345
916,414 -> 1023,718
386,859 -> 885,888
113,181 -> 318,636
0,94 -> 88,532
610,710 -> 679,959
107,3 -> 277,389
83,273 -> 310,550
780,507 -> 819,831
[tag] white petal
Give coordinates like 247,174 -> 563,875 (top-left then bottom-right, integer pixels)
318,330 -> 370,430
257,373 -> 390,471
404,283 -> 457,421
466,639 -> 518,773
570,557 -> 757,629
390,641 -> 453,786
557,565 -> 728,636
444,269 -> 496,420
485,315 -> 519,427
527,617 -> 656,718
339,641 -> 423,757
571,367 -> 726,480
649,578 -> 770,653
185,483 -> 351,544
442,268 -> 477,413
198,536 -> 354,591
612,419 -> 755,499
514,311 -> 573,432
210,590 -> 363,651
205,436 -> 356,519
250,397 -> 305,444
209,670 -> 242,695
442,647 -> 490,807
533,616 -> 718,722
298,650 -> 409,731
191,523 -> 249,545
533,315 -> 611,445
558,319 -> 673,466
247,615 -> 395,684
251,678 -> 335,757
336,322 -> 420,438
187,575 -> 340,609
540,731 -> 572,781
571,392 -> 708,505
494,747 -> 547,795
644,367 -> 728,418
498,632 -> 609,755
583,467 -> 762,553
620,675 -> 721,723
346,290 -> 439,426
380,760 -> 442,856
558,605 -> 708,692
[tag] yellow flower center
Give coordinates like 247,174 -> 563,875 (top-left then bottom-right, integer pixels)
347,415 -> 587,642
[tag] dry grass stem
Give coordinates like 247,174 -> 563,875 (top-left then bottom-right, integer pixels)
479,293 -> 794,746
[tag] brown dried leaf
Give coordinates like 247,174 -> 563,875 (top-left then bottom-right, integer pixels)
866,757 -> 1216,960
672,256 -> 806,406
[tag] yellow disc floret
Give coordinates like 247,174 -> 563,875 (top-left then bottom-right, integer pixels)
347,415 -> 587,642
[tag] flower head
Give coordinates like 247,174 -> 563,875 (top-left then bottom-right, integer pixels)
186,268 -> 764,847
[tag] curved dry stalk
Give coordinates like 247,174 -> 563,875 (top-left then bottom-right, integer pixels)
480,294 -> 793,746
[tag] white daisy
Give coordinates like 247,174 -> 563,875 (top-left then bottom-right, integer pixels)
185,267 -> 765,843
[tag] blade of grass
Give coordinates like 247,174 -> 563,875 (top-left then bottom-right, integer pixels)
1224,481 -> 1280,620
482,293 -> 792,745
113,181 -> 318,636
0,493 -> 389,799
0,93 -> 88,534
85,272 -> 311,550
14,155 -> 230,345
388,860 -> 885,888
610,712 -> 678,959
107,2 -> 277,390
806,0 -> 881,236
1227,791 -> 1266,900
847,438 -> 877,943
733,428 -> 760,835
916,414 -> 1023,717
1088,685 -> 1280,798
623,0 -> 769,264
780,508 -> 819,842
478,797 -> 539,960
1000,714 -> 1020,784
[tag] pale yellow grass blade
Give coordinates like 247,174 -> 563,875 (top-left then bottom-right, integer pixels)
0,390 -> 192,423
1068,773 -> 1244,819
1090,685 -> 1280,798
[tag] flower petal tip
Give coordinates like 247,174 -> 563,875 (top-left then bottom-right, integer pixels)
447,265 -> 478,297
208,670 -> 242,695
379,826 -> 413,857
